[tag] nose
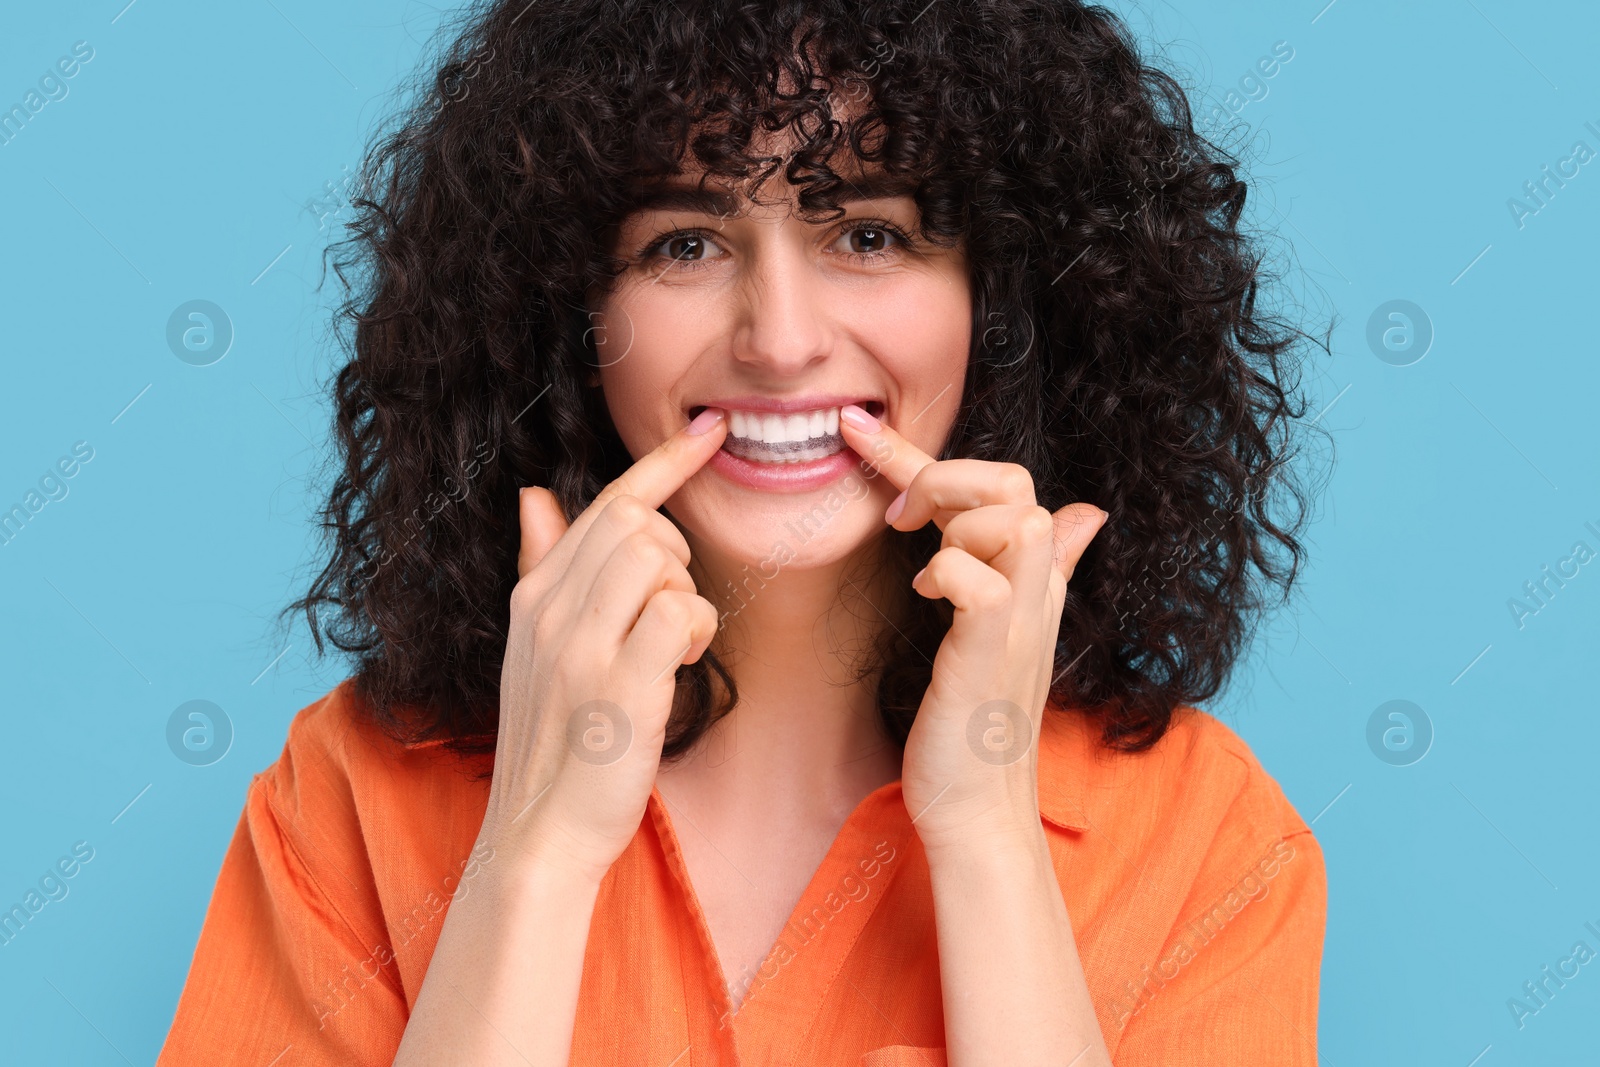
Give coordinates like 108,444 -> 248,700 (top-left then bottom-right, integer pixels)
728,229 -> 833,375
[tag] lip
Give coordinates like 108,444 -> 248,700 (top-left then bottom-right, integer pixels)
686,395 -> 885,418
707,443 -> 866,493
685,394 -> 885,495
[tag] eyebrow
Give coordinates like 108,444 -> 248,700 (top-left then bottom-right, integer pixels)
627,172 -> 920,218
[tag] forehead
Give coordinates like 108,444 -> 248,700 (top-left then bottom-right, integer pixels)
625,166 -> 919,219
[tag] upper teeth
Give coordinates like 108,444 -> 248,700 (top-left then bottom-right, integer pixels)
728,407 -> 843,444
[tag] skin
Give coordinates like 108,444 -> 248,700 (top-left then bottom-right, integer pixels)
588,145 -> 972,1010
395,134 -> 1113,1066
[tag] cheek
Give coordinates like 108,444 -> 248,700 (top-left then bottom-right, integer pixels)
594,297 -> 701,454
872,269 -> 968,354
869,283 -> 970,443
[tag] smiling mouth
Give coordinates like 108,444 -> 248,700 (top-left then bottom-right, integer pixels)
687,401 -> 884,465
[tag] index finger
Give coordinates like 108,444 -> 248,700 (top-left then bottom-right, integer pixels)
577,405 -> 727,530
836,403 -> 936,492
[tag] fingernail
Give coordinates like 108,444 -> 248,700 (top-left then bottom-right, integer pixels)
885,489 -> 907,524
687,407 -> 724,435
912,565 -> 927,585
840,403 -> 880,433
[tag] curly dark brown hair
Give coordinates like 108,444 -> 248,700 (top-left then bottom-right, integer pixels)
286,0 -> 1329,764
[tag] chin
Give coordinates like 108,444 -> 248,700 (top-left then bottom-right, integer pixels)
673,486 -> 885,574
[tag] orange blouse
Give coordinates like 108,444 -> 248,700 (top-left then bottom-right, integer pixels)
156,681 -> 1326,1066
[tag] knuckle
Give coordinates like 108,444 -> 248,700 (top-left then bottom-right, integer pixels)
1018,506 -> 1056,544
607,493 -> 649,527
999,464 -> 1035,500
650,590 -> 695,630
622,531 -> 669,569
509,574 -> 543,615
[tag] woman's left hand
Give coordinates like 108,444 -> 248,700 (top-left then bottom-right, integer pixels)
838,405 -> 1107,857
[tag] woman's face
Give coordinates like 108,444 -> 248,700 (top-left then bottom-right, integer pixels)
591,156 -> 971,578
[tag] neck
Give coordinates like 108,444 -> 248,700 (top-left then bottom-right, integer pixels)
672,533 -> 906,811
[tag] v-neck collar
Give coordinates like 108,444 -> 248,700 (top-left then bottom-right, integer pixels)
646,777 -> 916,1064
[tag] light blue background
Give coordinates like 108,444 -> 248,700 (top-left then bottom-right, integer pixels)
2,1 -> 1596,1063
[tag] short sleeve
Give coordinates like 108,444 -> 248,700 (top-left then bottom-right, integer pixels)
1109,826 -> 1327,1066
156,768 -> 408,1066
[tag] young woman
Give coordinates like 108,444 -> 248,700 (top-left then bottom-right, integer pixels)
158,1 -> 1327,1064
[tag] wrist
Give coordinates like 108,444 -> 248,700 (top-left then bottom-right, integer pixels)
476,811 -> 616,891
913,778 -> 1046,861
918,811 -> 1051,872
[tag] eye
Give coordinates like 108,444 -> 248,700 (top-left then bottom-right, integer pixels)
637,230 -> 729,273
831,221 -> 912,264
633,218 -> 915,275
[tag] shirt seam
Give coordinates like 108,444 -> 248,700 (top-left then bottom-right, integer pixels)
257,766 -> 409,1003
793,821 -> 916,1059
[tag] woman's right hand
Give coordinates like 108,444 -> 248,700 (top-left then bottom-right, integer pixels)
479,407 -> 728,884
